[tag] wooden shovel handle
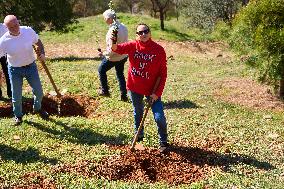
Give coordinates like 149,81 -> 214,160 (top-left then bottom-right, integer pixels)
130,77 -> 161,150
33,46 -> 61,98
40,59 -> 62,98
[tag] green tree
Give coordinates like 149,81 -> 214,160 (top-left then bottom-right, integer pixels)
73,0 -> 109,17
0,0 -> 75,32
149,0 -> 171,30
230,0 -> 284,96
181,0 -> 242,30
112,0 -> 141,14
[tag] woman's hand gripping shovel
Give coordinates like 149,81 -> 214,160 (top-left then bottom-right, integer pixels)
130,77 -> 161,151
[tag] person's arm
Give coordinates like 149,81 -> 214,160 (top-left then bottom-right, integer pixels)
152,48 -> 167,99
0,42 -> 5,58
34,39 -> 46,62
111,43 -> 118,51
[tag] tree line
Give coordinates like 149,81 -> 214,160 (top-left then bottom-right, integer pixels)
0,0 -> 249,32
1,0 -> 284,98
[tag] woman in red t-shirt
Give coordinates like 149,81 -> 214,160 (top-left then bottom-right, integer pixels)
112,23 -> 169,152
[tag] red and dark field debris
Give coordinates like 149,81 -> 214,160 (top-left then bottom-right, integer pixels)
12,172 -> 56,189
0,94 -> 98,118
8,137 -> 273,188
51,139 -> 226,185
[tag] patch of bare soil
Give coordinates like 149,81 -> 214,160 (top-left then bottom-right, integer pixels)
11,172 -> 56,189
51,138 -> 225,185
45,42 -> 100,59
44,41 -> 233,61
0,94 -> 98,118
158,40 -> 233,61
214,78 -> 284,111
10,137 -> 274,188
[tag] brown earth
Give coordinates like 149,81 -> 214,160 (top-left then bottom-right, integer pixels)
14,136 -> 272,187
19,138 -> 224,187
0,94 -> 98,118
12,172 -> 56,189
214,78 -> 284,111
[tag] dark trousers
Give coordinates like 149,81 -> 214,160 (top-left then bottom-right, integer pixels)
0,56 -> 12,98
98,57 -> 127,97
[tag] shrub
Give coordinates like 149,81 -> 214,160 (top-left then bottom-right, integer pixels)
230,0 -> 284,96
181,0 -> 242,31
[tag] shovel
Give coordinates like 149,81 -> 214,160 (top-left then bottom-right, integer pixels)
33,46 -> 62,98
33,45 -> 66,115
130,77 -> 161,151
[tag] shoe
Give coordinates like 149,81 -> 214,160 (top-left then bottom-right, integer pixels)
35,109 -> 49,120
132,136 -> 144,143
121,95 -> 128,102
98,90 -> 110,97
137,136 -> 144,142
159,142 -> 170,153
14,116 -> 23,126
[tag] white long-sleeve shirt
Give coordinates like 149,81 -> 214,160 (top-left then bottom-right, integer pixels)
0,24 -> 8,38
0,26 -> 39,67
0,23 -> 8,58
104,20 -> 128,62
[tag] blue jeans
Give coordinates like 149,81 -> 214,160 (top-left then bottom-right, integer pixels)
8,62 -> 44,117
98,57 -> 127,96
129,91 -> 168,144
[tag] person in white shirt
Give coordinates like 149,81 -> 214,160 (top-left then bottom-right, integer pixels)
0,23 -> 12,98
0,15 -> 49,125
97,9 -> 128,102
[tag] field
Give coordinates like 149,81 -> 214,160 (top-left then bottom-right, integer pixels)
0,14 -> 283,188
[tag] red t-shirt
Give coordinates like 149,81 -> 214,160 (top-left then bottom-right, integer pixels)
114,39 -> 167,97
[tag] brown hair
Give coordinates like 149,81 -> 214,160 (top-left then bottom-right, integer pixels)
136,23 -> 151,32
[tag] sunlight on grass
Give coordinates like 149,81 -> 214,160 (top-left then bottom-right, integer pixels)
0,13 -> 283,189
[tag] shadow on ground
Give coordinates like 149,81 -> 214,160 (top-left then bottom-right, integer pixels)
169,145 -> 274,171
0,144 -> 58,164
26,119 -> 128,146
49,56 -> 101,62
164,99 -> 198,109
163,28 -> 193,41
53,142 -> 275,185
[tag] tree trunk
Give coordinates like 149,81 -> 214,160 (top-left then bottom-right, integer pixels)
159,9 -> 164,30
129,4 -> 133,14
242,0 -> 249,6
280,78 -> 284,98
83,0 -> 87,17
176,6 -> 179,21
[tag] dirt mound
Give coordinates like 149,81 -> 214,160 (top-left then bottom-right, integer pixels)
11,137 -> 273,187
52,138 -> 225,185
0,94 -> 98,118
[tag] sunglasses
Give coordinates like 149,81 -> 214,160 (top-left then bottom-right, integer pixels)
136,29 -> 150,36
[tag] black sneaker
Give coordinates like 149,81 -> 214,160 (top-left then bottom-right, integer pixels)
137,136 -> 144,142
35,110 -> 49,120
159,142 -> 170,153
121,95 -> 128,102
98,90 -> 110,97
14,116 -> 23,126
132,136 -> 144,143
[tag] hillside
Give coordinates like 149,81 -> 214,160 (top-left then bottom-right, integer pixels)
0,14 -> 283,188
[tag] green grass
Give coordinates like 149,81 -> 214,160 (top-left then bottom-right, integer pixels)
0,14 -> 283,188
40,13 -> 213,44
